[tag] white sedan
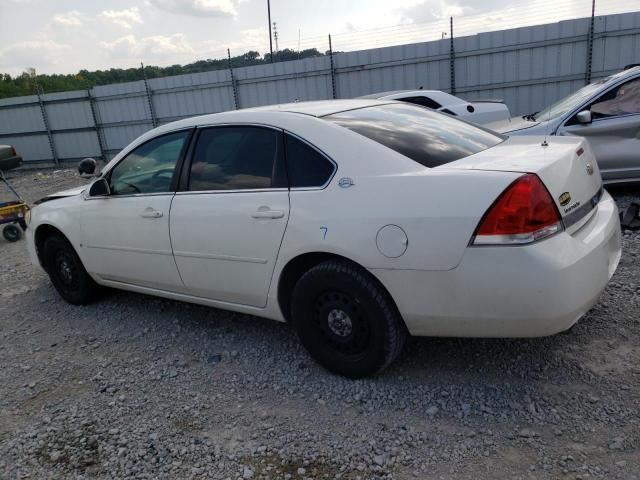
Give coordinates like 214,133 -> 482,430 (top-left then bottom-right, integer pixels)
359,90 -> 511,124
26,100 -> 621,378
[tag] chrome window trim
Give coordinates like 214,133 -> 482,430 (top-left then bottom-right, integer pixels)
83,191 -> 174,201
175,188 -> 289,196
590,112 -> 640,123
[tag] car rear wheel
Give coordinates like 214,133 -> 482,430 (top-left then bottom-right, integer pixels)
43,234 -> 97,305
291,260 -> 407,378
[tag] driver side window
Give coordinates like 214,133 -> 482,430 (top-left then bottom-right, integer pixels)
590,78 -> 640,119
109,130 -> 190,196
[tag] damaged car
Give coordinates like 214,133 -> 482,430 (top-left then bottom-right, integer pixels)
487,66 -> 640,184
26,100 -> 621,377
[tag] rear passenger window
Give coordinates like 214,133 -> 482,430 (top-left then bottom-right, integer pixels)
399,96 -> 442,110
188,127 -> 286,191
284,134 -> 335,188
325,103 -> 504,168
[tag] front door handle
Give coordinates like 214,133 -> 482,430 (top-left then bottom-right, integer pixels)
141,207 -> 163,218
251,207 -> 285,219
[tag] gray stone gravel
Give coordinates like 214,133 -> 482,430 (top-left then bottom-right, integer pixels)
0,169 -> 639,479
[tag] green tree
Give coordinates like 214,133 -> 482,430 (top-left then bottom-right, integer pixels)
0,48 -> 326,99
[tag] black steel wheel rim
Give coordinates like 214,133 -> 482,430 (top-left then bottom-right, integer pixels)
54,250 -> 81,292
312,290 -> 371,356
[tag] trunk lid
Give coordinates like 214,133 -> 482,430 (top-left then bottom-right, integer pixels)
442,136 -> 602,227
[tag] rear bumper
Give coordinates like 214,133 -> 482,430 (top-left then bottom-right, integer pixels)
373,190 -> 621,337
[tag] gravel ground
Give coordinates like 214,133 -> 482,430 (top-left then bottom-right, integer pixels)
0,168 -> 639,480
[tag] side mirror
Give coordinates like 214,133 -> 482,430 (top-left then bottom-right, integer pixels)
78,157 -> 97,176
576,110 -> 592,124
88,178 -> 110,197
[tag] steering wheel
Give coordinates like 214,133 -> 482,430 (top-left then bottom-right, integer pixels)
150,168 -> 175,190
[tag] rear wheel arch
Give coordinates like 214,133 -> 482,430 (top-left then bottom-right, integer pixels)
276,252 -> 403,325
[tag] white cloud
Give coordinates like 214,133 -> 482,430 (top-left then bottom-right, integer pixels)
395,0 -> 479,24
100,33 -> 194,60
52,10 -> 83,27
201,27 -> 267,57
0,40 -> 71,72
100,7 -> 143,29
147,0 -> 241,18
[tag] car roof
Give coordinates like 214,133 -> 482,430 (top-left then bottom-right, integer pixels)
594,65 -> 640,87
149,99 -> 395,136
242,99 -> 393,117
359,90 -> 445,99
115,99 -> 396,161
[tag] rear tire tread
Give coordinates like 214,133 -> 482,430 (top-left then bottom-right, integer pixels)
292,260 -> 407,377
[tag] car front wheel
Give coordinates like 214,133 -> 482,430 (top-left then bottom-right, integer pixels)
291,260 -> 407,378
43,234 -> 97,305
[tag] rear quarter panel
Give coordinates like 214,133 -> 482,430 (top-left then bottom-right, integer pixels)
276,169 -> 520,273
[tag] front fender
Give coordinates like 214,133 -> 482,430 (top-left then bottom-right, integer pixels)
30,195 -> 85,264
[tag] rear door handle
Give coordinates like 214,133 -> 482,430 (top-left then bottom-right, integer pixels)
251,207 -> 285,219
141,208 -> 163,218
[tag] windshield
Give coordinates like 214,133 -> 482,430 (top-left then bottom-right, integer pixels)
324,103 -> 505,168
535,76 -> 613,122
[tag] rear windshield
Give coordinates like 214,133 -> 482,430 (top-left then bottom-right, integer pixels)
324,103 -> 505,168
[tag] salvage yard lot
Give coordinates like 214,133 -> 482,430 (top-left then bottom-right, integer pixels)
1,169 -> 639,479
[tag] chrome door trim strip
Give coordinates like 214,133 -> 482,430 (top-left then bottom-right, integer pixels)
83,244 -> 173,256
173,251 -> 268,264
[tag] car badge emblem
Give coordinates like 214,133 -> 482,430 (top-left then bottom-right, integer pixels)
338,177 -> 354,188
586,164 -> 594,175
559,192 -> 571,206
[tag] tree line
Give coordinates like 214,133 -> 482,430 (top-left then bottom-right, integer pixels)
0,48 -> 325,99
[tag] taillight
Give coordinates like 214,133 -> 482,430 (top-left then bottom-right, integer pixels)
472,173 -> 562,245
11,146 -> 16,156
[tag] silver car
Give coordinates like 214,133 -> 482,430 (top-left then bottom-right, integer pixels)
487,66 -> 640,184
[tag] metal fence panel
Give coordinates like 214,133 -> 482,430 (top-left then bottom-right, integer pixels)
1,12 -> 639,165
45,99 -> 94,130
1,135 -> 52,161
0,103 -> 44,135
52,131 -> 101,160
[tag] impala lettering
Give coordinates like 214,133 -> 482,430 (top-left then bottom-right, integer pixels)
564,201 -> 581,214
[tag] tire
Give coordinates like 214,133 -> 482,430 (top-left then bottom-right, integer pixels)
3,224 -> 22,242
290,260 -> 407,378
42,234 -> 97,305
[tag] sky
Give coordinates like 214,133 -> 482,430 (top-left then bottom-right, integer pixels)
0,0 -> 636,76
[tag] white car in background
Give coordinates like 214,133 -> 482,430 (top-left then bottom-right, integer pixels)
26,100 -> 620,378
359,89 -> 511,124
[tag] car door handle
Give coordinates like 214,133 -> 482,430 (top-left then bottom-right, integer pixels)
141,208 -> 163,218
251,207 -> 285,219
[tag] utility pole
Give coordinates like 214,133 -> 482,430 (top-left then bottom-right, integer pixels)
227,48 -> 239,109
273,22 -> 279,52
449,17 -> 456,95
585,0 -> 596,84
267,0 -> 273,62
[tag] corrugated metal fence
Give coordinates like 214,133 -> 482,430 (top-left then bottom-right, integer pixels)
1,12 -> 639,165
